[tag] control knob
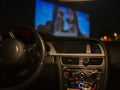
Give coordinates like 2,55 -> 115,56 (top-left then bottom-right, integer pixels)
83,58 -> 89,66
79,72 -> 86,80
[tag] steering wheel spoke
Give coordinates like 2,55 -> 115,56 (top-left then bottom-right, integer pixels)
9,31 -> 16,39
25,44 -> 36,55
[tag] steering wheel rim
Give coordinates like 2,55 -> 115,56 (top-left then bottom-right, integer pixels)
0,25 -> 46,90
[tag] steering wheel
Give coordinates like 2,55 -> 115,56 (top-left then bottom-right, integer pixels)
0,25 -> 46,90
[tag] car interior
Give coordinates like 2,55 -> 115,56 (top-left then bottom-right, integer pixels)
0,0 -> 120,90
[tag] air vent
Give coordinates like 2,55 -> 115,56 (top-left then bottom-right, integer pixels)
88,58 -> 103,65
53,43 -> 86,53
91,43 -> 101,53
62,57 -> 79,65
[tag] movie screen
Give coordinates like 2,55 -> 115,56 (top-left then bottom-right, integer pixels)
35,0 -> 90,37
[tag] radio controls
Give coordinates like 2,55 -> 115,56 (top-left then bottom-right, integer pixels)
63,69 -> 102,90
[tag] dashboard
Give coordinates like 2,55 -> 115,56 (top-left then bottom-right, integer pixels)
39,31 -> 109,90
0,0 -> 119,89
0,26 -> 109,90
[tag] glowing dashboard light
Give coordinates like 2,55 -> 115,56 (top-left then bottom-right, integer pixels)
78,82 -> 82,89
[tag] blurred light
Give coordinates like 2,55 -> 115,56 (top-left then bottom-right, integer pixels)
16,45 -> 19,52
103,36 -> 109,42
104,36 -> 107,39
114,32 -> 118,37
100,37 -> 104,41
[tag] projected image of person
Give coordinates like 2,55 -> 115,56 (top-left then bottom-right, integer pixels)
53,6 -> 82,36
66,9 -> 78,35
54,10 -> 65,32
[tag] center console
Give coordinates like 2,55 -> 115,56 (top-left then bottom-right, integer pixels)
61,57 -> 104,90
47,39 -> 108,90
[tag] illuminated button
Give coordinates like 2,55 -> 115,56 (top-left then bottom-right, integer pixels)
77,82 -> 82,89
91,88 -> 95,90
76,89 -> 80,90
82,82 -> 86,86
66,71 -> 69,76
89,82 -> 93,85
75,77 -> 79,81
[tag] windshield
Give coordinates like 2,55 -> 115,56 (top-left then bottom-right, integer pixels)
0,0 -> 119,42
34,0 -> 120,42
